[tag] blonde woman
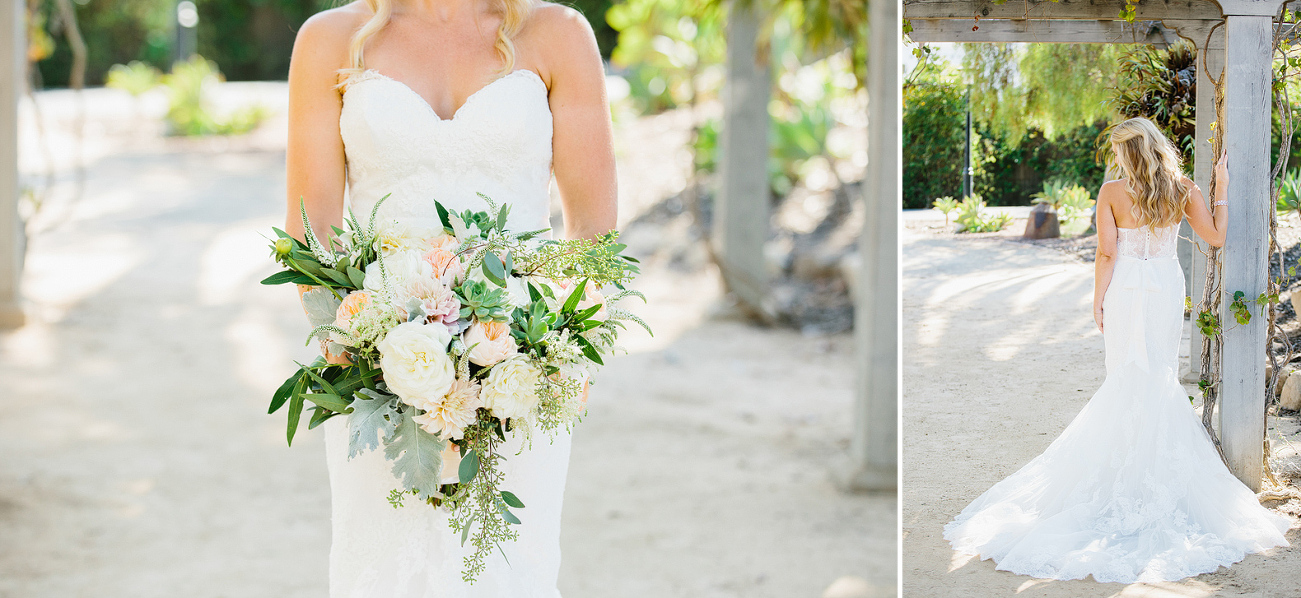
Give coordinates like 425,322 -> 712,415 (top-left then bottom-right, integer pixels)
944,117 -> 1290,583
283,0 -> 615,594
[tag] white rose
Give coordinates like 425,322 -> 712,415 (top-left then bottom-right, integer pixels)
364,250 -> 434,298
377,321 -> 455,408
480,356 -> 543,420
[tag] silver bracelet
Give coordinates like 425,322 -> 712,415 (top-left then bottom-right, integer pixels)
1214,200 -> 1227,206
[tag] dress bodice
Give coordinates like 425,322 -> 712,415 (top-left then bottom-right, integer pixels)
339,68 -> 554,233
1116,224 -> 1178,260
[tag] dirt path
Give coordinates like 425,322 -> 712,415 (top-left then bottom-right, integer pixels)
0,97 -> 894,597
902,224 -> 1301,597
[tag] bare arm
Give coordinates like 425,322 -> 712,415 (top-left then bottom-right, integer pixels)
285,9 -> 357,362
530,5 -> 618,240
1184,153 -> 1229,248
1094,182 -> 1120,332
285,9 -> 354,251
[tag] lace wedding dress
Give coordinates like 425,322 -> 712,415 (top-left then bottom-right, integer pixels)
944,224 -> 1291,583
320,68 -> 569,597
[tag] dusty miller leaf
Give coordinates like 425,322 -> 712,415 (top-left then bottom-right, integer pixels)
347,388 -> 400,459
302,287 -> 342,334
384,408 -> 448,499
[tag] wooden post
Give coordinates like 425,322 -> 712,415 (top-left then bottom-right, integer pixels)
0,0 -> 23,329
714,2 -> 770,313
840,0 -> 898,492
1187,34 -> 1223,383
1219,14 -> 1273,491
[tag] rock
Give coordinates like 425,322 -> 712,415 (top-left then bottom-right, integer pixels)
1280,371 -> 1301,411
822,575 -> 892,598
1023,203 -> 1060,239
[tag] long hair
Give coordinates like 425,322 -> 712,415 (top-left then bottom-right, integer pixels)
335,0 -> 534,87
1107,117 -> 1188,228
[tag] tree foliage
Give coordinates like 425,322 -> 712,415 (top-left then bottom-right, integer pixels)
903,59 -> 965,209
1106,42 -> 1197,168
965,43 -> 1122,144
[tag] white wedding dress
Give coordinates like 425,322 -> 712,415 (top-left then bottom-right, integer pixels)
320,68 -> 570,597
945,224 -> 1292,583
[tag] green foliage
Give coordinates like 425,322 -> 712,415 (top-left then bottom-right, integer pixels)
1106,42 -> 1197,167
1277,169 -> 1301,219
163,55 -> 266,136
954,195 -> 1011,233
456,280 -> 513,323
606,0 -> 726,113
105,60 -> 161,96
1031,180 -> 1096,224
903,59 -> 965,210
384,407 -> 449,500
965,43 -> 1122,144
971,123 -> 1107,206
32,0 -> 173,87
932,196 -> 959,226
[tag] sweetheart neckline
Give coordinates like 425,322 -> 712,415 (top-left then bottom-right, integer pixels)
345,68 -> 547,123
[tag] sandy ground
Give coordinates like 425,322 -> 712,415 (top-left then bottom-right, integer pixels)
0,86 -> 895,597
902,222 -> 1301,598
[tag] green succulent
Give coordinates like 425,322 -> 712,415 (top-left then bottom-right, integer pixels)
456,280 -> 512,323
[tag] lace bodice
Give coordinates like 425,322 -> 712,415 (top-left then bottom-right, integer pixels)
339,68 -> 554,233
1116,225 -> 1178,260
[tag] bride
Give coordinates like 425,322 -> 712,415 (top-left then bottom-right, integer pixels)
944,117 -> 1292,583
282,0 -> 616,595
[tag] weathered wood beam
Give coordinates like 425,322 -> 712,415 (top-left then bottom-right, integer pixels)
907,18 -> 1185,44
715,2 -> 771,314
0,0 -> 23,329
903,0 -> 1222,22
841,0 -> 899,493
1219,14 -> 1272,491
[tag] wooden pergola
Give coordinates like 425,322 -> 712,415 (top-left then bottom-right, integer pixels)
905,0 -> 1282,491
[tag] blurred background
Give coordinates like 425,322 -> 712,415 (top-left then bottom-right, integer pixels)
0,1 -> 893,597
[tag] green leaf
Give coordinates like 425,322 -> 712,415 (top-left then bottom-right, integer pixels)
269,369 -> 303,414
261,270 -> 304,285
562,279 -> 588,313
384,409 -> 448,499
571,303 -> 602,324
500,509 -> 522,525
308,406 -> 340,429
302,392 -> 351,413
321,268 -> 352,287
500,490 -> 525,508
286,377 -> 307,446
495,204 -> 511,231
435,201 -> 452,233
346,266 -> 366,289
482,251 -> 507,287
459,448 -> 481,484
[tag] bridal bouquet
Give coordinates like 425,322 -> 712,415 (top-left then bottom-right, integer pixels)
261,194 -> 647,581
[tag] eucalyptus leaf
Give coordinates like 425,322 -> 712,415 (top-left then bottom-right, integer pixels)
500,490 -> 525,509
459,448 -> 481,484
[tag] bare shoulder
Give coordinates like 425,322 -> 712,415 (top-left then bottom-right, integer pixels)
518,2 -> 601,81
1098,179 -> 1127,202
292,2 -> 369,66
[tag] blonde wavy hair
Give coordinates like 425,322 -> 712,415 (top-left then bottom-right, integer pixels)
1107,117 -> 1189,228
336,0 -> 534,87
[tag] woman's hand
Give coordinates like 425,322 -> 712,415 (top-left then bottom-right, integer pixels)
1094,305 -> 1104,333
1214,151 -> 1229,191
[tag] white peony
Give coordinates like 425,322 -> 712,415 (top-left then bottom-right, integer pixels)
377,321 -> 455,408
363,249 -> 434,299
480,356 -> 543,420
374,220 -> 438,256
